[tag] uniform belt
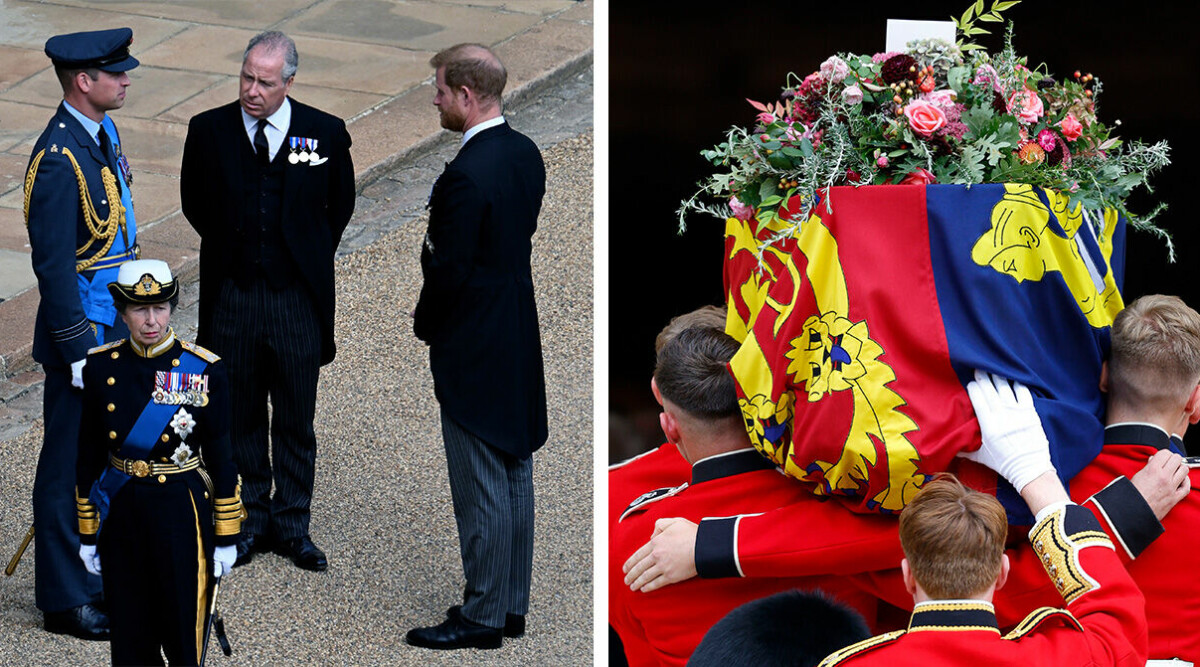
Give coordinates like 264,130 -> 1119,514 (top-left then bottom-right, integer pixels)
110,453 -> 199,478
80,244 -> 140,273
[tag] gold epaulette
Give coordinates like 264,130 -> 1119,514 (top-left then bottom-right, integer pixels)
1028,505 -> 1113,604
214,476 -> 245,537
816,630 -> 904,666
75,487 -> 98,537
88,339 -> 125,356
1003,606 -> 1083,639
181,340 -> 220,363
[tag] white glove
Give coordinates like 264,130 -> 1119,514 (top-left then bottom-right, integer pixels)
959,370 -> 1055,493
79,544 -> 101,576
213,545 -> 236,578
70,358 -> 86,389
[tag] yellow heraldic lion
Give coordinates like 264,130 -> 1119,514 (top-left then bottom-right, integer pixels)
727,212 -> 922,513
970,183 -> 1123,328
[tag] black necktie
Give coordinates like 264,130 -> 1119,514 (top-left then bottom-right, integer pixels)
254,118 -> 270,164
97,126 -> 117,172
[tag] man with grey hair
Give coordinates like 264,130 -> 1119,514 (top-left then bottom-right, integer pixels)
180,30 -> 355,573
409,42 -> 547,650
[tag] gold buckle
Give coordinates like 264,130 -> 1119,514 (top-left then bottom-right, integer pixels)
131,460 -> 150,478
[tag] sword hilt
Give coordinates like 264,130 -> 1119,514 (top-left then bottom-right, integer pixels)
5,524 -> 34,576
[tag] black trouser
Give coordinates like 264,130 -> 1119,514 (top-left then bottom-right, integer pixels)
209,280 -> 321,540
100,473 -> 212,666
33,368 -> 103,612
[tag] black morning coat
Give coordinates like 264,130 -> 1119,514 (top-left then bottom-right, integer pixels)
415,122 -> 549,459
179,98 -> 356,366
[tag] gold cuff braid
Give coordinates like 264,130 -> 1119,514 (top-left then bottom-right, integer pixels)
214,475 -> 245,537
76,488 -> 98,536
1027,506 -> 1111,604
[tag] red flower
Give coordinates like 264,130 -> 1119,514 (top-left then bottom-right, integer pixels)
899,168 -> 936,185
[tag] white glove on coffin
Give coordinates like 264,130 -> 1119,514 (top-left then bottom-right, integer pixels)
959,370 -> 1056,493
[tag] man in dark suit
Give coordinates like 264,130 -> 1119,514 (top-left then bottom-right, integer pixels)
180,30 -> 354,573
24,26 -> 143,640
407,43 -> 547,651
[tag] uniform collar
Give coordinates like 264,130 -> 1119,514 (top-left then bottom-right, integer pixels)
461,115 -> 505,147
62,100 -> 103,143
690,448 -> 776,485
129,328 -> 176,358
1104,422 -> 1175,451
909,600 -> 999,634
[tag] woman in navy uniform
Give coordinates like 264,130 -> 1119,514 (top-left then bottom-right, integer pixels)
74,259 -> 244,666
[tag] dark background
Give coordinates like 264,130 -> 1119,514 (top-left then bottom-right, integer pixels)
609,1 -> 1200,461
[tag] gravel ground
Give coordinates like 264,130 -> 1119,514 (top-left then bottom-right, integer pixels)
0,125 -> 594,665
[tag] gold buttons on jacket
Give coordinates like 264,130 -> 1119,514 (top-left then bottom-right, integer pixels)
172,359 -> 180,367
107,403 -> 115,412
107,377 -> 116,386
157,475 -> 166,484
161,434 -> 170,442
108,431 -> 117,440
111,351 -> 119,360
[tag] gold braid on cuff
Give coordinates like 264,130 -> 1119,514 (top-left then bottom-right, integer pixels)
75,488 -> 99,536
213,475 -> 246,537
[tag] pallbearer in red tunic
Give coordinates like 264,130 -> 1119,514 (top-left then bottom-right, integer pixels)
611,328 -> 876,666
75,260 -> 244,666
820,373 -> 1148,665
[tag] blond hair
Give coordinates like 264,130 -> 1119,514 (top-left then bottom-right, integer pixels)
1109,294 -> 1200,413
899,475 -> 1007,599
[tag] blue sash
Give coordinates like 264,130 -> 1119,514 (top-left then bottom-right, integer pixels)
90,349 -> 208,525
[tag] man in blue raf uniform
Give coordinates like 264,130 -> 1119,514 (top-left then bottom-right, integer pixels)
23,26 -> 141,640
75,259 -> 243,666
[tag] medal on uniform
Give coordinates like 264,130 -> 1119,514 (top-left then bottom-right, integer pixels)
115,144 -> 133,187
287,136 -> 300,164
298,138 -> 310,163
308,138 -> 319,162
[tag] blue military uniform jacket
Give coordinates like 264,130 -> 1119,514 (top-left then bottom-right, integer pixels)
25,102 -> 138,368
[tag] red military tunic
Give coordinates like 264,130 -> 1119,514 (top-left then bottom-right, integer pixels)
607,442 -> 692,629
993,424 -> 1200,660
611,448 -> 877,666
819,504 -> 1147,666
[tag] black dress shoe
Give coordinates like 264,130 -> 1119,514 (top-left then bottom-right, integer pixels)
447,605 -> 525,638
406,615 -> 502,650
44,603 -> 110,641
274,535 -> 328,572
234,532 -> 270,568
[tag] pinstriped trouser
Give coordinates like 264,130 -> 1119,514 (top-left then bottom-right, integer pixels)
440,409 -> 534,628
209,280 -> 321,540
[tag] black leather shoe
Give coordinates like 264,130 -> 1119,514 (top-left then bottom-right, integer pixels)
406,615 -> 502,650
274,535 -> 328,572
447,605 -> 525,638
234,532 -> 270,568
44,603 -> 110,641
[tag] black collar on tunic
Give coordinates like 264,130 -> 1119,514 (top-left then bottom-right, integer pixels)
908,601 -> 1000,634
1104,423 -> 1175,452
690,448 -> 777,485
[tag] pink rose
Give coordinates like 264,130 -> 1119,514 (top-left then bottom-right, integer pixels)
921,89 -> 957,110
899,168 -> 937,185
757,112 -> 777,125
1037,129 -> 1057,152
876,154 -> 889,168
1058,112 -> 1083,141
972,64 -> 1001,92
841,85 -> 863,105
1007,90 -> 1045,124
903,100 -> 947,138
729,196 -> 754,222
820,56 -> 850,84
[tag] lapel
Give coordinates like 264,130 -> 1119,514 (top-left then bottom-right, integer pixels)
57,103 -> 108,168
219,102 -> 247,200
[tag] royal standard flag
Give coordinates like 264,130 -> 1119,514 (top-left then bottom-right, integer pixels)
726,183 -> 1124,520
